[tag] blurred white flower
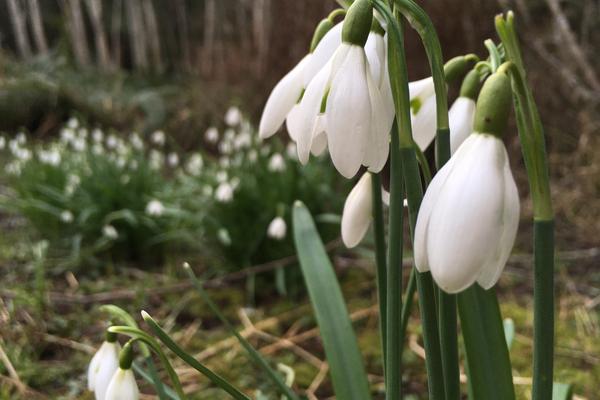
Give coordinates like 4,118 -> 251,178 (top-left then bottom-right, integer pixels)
219,141 -> 232,155
102,225 -> 118,240
167,152 -> 179,167
14,148 -> 32,161
104,368 -> 139,400
185,154 -> 203,176
230,177 -> 240,189
78,128 -> 89,139
267,217 -> 287,240
92,143 -> 104,155
341,173 -> 373,248
218,228 -> 232,246
60,128 -> 75,144
0,136 -> 5,150
204,127 -> 219,143
65,174 -> 81,196
268,153 -> 286,172
87,340 -> 120,400
67,117 -> 79,129
215,182 -> 234,203
151,130 -> 166,146
92,128 -> 104,143
202,185 -> 213,196
219,157 -> 230,168
38,149 -> 61,166
72,137 -> 87,152
16,132 -> 27,145
106,135 -> 118,149
225,106 -> 242,126
286,142 -> 297,159
216,171 -> 228,183
247,150 -> 258,163
149,150 -> 164,170
5,161 -> 22,175
146,199 -> 165,216
120,174 -> 130,184
60,210 -> 74,223
129,133 -> 144,151
234,132 -> 252,150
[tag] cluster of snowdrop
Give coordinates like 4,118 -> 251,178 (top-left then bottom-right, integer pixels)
260,0 -> 521,293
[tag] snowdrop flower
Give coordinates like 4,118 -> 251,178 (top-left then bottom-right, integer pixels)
259,19 -> 342,140
146,200 -> 165,216
87,333 -> 120,400
16,132 -> 26,145
0,136 -> 5,150
247,149 -> 258,163
414,72 -> 519,293
78,128 -> 89,139
149,150 -> 164,170
267,217 -> 287,240
216,171 -> 228,183
103,225 -> 119,240
67,117 -> 79,129
409,77 -> 439,151
60,128 -> 75,144
215,182 -> 234,203
219,156 -> 230,168
38,149 -> 61,166
106,135 -> 118,149
129,133 -> 144,151
286,142 -> 297,159
218,228 -> 232,246
60,210 -> 74,223
151,130 -> 166,146
14,148 -> 32,161
234,132 -> 252,150
219,141 -> 232,155
341,173 -> 373,247
72,137 -> 87,152
205,127 -> 219,143
5,161 -> 21,176
167,152 -> 179,167
65,174 -> 81,196
92,128 -> 104,143
186,154 -> 203,176
268,153 -> 286,172
449,70 -> 479,154
293,0 -> 393,177
104,342 -> 139,400
225,106 -> 242,126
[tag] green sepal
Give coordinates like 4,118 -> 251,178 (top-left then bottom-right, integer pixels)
473,71 -> 512,138
341,0 -> 373,46
119,341 -> 134,370
459,69 -> 481,100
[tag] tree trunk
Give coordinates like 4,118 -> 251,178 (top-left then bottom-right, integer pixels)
141,0 -> 162,72
27,0 -> 48,54
111,0 -> 122,68
6,0 -> 32,59
125,0 -> 148,70
252,0 -> 271,76
64,0 -> 91,66
84,0 -> 112,70
175,0 -> 191,72
202,0 -> 216,75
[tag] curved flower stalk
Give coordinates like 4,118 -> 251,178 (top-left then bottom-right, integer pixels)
88,332 -> 121,400
449,69 -> 479,153
258,19 -> 342,140
414,71 -> 519,293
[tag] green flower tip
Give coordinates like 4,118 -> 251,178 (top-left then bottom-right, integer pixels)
310,18 -> 335,53
293,200 -> 304,208
105,329 -> 118,343
473,70 -> 512,138
182,262 -> 191,270
459,69 -> 481,100
140,310 -> 152,322
119,341 -> 134,370
342,0 -> 373,47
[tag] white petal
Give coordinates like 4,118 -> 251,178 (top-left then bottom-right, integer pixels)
91,342 -> 121,400
379,40 -> 395,125
295,59 -> 334,164
409,76 -> 435,100
259,55 -> 310,139
341,173 -> 373,247
363,66 -> 391,173
476,143 -> 520,288
105,368 -> 140,400
285,104 -> 302,142
426,134 -> 506,293
87,345 -> 103,390
303,22 -> 343,86
449,97 -> 476,154
365,33 -> 385,87
411,95 -> 437,151
310,118 -> 328,156
326,45 -> 370,178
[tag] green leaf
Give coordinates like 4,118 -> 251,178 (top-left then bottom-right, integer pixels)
503,318 -> 515,349
552,383 -> 573,400
458,286 -> 515,400
292,201 -> 371,400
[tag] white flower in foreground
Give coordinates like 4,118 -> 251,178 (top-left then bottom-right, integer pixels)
205,127 -> 219,143
341,173 -> 373,248
87,340 -> 120,400
259,21 -> 342,140
225,106 -> 242,126
215,182 -> 234,203
104,368 -> 139,400
268,153 -> 286,172
267,217 -> 287,240
151,130 -> 166,146
449,97 -> 476,154
103,225 -> 119,240
409,77 -> 438,151
146,200 -> 165,216
60,210 -> 74,223
414,133 -> 519,293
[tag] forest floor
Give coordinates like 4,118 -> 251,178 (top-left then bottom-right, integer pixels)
1,215 -> 599,400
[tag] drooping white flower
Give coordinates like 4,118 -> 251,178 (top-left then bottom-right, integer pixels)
205,127 -> 219,143
341,173 -> 373,248
268,153 -> 286,172
215,182 -> 234,203
104,368 -> 139,400
267,217 -> 287,240
92,128 -> 104,143
129,133 -> 144,151
151,130 -> 166,146
414,133 -> 520,293
259,22 -> 342,140
449,97 -> 476,154
409,77 -> 438,151
106,135 -> 118,150
38,149 -> 61,166
186,154 -> 203,176
103,225 -> 119,240
67,117 -> 79,129
145,200 -> 165,216
87,340 -> 120,400
225,106 -> 242,126
60,210 -> 74,223
167,152 -> 179,167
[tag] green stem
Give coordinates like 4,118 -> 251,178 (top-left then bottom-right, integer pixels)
374,1 -> 446,398
371,172 -> 388,369
399,267 -> 416,348
385,123 -> 404,400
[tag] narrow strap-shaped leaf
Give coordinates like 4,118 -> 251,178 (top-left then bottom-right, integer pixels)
552,383 -> 573,400
182,266 -> 300,400
458,286 -> 515,400
132,361 -> 179,400
292,201 -> 372,400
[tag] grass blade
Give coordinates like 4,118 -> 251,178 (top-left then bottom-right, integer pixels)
292,201 -> 372,400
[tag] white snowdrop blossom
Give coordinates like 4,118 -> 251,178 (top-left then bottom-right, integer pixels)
185,154 -> 203,176
60,210 -> 74,223
259,22 -> 342,140
65,174 -> 81,196
16,132 -> 26,145
167,152 -> 179,167
146,200 -> 165,216
87,340 -> 120,400
106,135 -> 119,149
78,128 -> 89,139
449,96 -> 476,154
341,173 -> 373,248
92,128 -> 104,143
225,106 -> 242,126
72,137 -> 87,152
267,217 -> 287,240
151,130 -> 166,146
5,161 -> 21,176
247,150 -> 258,163
216,171 -> 228,183
149,150 -> 164,170
92,143 -> 104,155
67,117 -> 79,129
215,182 -> 234,203
219,141 -> 232,155
219,157 -> 230,168
0,136 -> 5,150
205,127 -> 219,143
102,225 -> 119,240
60,128 -> 75,144
104,368 -> 139,400
409,77 -> 439,151
38,149 -> 61,166
414,133 -> 520,293
234,132 -> 252,150
268,153 -> 286,172
129,133 -> 144,151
